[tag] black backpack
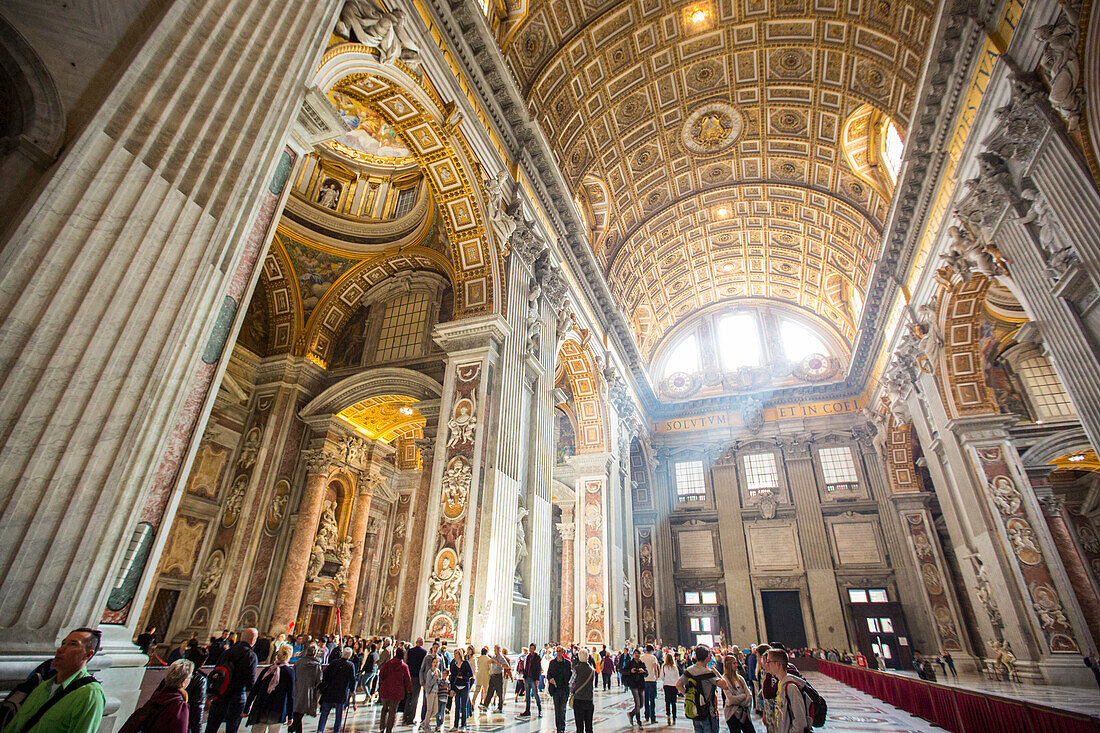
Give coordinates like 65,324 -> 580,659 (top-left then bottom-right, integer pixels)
206,664 -> 231,699
784,677 -> 827,729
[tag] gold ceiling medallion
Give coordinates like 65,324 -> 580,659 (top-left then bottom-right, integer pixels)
682,103 -> 743,155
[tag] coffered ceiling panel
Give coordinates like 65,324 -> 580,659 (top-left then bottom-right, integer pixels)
502,0 -> 934,359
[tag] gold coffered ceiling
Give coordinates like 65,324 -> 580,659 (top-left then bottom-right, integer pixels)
502,0 -> 934,359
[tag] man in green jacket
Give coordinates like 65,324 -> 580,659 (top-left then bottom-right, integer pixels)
2,628 -> 105,733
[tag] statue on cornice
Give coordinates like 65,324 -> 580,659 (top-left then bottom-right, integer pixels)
485,170 -> 517,241
1036,8 -> 1083,131
915,295 -> 943,364
335,0 -> 421,69
1020,181 -> 1079,282
525,278 -> 542,358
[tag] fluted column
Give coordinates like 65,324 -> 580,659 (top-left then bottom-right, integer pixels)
340,470 -> 383,628
271,456 -> 334,633
557,517 -> 576,645
781,438 -> 847,649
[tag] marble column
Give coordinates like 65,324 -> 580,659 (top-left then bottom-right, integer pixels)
271,454 -> 335,633
557,515 -> 576,645
1032,487 -> 1100,651
781,439 -> 847,649
340,470 -> 383,628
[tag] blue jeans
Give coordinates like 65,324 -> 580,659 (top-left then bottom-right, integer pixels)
437,696 -> 448,728
454,691 -> 469,728
644,681 -> 658,721
318,701 -> 346,732
523,679 -> 541,713
691,714 -> 720,733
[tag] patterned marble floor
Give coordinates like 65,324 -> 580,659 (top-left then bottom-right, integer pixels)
889,670 -> 1100,718
332,674 -> 943,732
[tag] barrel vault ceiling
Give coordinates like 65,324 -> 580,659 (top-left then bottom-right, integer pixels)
500,0 -> 936,361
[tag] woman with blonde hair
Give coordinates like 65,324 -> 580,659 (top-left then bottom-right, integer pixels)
118,658 -> 191,732
246,643 -> 296,732
721,654 -> 755,733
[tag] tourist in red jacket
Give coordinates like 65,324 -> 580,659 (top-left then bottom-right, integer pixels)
378,647 -> 412,733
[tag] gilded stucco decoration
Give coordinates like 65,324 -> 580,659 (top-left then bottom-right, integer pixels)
556,339 -> 607,453
502,0 -> 934,357
314,46 -> 503,318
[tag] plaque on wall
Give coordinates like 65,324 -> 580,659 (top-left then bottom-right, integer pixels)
831,521 -> 884,565
745,521 -> 801,571
678,530 -> 716,569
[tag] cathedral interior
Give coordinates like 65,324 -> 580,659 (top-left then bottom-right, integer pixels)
2,0 -> 1100,724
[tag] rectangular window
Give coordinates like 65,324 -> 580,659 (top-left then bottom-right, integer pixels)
871,643 -> 893,659
819,446 -> 859,491
880,618 -> 894,633
375,293 -> 430,362
690,618 -> 701,632
700,591 -> 718,605
684,592 -> 701,605
1019,355 -> 1076,420
866,618 -> 880,633
696,634 -> 714,647
743,452 -> 779,496
868,589 -> 888,603
675,460 -> 707,502
848,589 -> 868,603
393,186 -> 418,218
700,617 -> 712,632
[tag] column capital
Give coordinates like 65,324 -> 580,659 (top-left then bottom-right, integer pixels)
1037,493 -> 1067,518
566,452 -> 613,477
433,314 -> 510,356
303,447 -> 340,476
556,522 -> 576,542
890,491 -> 935,512
946,414 -> 1019,445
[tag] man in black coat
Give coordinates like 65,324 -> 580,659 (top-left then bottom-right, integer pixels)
319,646 -> 357,732
404,636 -> 427,725
546,647 -> 572,733
206,627 -> 258,733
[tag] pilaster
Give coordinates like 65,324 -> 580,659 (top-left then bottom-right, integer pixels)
781,439 -> 847,649
710,454 -> 759,644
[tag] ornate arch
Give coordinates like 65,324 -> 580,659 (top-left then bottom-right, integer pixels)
884,415 -> 924,494
301,367 -> 443,418
303,245 -> 455,364
311,46 -> 502,318
258,238 -> 302,354
935,275 -> 1000,418
556,339 -> 607,454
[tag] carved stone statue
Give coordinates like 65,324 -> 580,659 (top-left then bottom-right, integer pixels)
446,398 -> 477,448
514,506 -> 529,583
335,0 -> 421,68
334,537 -> 355,586
306,543 -> 326,583
972,558 -> 1003,629
317,182 -> 340,210
757,489 -> 778,520
915,296 -> 943,363
484,170 -> 517,240
199,552 -> 225,596
525,279 -> 543,358
1020,181 -> 1079,281
428,555 -> 463,607
1036,10 -> 1083,130
315,500 -> 339,553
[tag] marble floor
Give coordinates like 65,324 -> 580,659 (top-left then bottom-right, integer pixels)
329,674 -> 944,732
890,669 -> 1100,718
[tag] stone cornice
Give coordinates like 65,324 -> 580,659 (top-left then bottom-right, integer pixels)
433,313 -> 511,355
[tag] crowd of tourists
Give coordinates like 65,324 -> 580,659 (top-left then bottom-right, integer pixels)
0,626 -> 844,733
